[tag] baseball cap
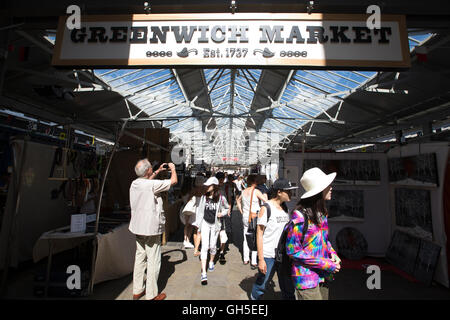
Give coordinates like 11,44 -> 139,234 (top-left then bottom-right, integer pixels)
272,178 -> 299,191
204,177 -> 219,186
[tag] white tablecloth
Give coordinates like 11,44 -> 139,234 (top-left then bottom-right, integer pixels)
33,223 -> 136,284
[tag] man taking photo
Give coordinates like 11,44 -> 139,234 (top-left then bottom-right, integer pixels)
129,159 -> 177,300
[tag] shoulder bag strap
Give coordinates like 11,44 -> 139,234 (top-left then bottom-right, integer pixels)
300,209 -> 309,245
262,202 -> 271,221
248,187 -> 255,224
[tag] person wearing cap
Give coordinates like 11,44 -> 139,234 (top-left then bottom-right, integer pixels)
194,176 -> 230,285
129,159 -> 178,301
240,174 -> 267,268
250,178 -> 296,300
215,172 -> 234,263
180,175 -> 205,253
285,167 -> 341,300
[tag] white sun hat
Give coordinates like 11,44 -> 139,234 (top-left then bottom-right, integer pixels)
204,177 -> 219,186
300,167 -> 336,199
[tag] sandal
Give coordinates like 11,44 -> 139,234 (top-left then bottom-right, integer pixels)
243,261 -> 249,265
194,251 -> 201,257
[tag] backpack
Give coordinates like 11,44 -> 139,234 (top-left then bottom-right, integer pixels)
275,209 -> 309,275
245,202 -> 271,252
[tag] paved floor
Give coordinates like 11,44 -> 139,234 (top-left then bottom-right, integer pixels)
91,208 -> 450,300
3,208 -> 450,300
97,242 -> 278,300
91,242 -> 450,300
94,208 -> 283,300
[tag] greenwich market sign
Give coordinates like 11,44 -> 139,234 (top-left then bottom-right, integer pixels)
52,13 -> 410,69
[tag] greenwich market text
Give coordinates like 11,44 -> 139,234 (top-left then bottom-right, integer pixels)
70,25 -> 393,45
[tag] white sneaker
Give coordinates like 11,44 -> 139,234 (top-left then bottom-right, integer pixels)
208,261 -> 215,272
201,273 -> 208,285
183,241 -> 194,249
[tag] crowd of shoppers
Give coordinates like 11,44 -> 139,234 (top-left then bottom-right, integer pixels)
129,159 -> 340,300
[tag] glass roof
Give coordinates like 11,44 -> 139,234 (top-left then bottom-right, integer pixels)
90,31 -> 434,165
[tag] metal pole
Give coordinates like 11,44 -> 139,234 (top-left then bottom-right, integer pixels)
44,240 -> 54,299
301,131 -> 306,175
88,120 -> 128,295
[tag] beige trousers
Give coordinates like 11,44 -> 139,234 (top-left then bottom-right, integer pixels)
295,283 -> 329,300
133,234 -> 161,300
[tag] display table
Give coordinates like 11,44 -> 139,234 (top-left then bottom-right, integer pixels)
33,222 -> 136,296
92,223 -> 135,284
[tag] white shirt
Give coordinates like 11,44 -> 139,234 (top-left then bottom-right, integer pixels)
129,178 -> 172,236
257,201 -> 291,259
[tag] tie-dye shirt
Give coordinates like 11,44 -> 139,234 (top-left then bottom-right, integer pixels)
285,209 -> 338,289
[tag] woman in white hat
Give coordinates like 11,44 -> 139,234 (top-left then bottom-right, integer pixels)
194,176 -> 229,285
285,167 -> 341,300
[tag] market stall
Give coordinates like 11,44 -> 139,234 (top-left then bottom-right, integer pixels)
32,220 -> 135,296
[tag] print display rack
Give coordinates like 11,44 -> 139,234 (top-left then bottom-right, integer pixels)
303,159 -> 380,185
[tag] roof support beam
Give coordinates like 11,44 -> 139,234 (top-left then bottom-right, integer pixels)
9,67 -> 104,90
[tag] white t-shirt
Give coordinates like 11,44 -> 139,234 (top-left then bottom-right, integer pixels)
257,201 -> 291,259
129,178 -> 172,236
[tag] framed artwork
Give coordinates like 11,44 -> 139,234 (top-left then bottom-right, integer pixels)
386,230 -> 441,286
335,227 -> 368,260
413,240 -> 441,286
327,190 -> 364,221
388,153 -> 439,187
386,230 -> 421,275
394,188 -> 433,241
303,159 -> 380,185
